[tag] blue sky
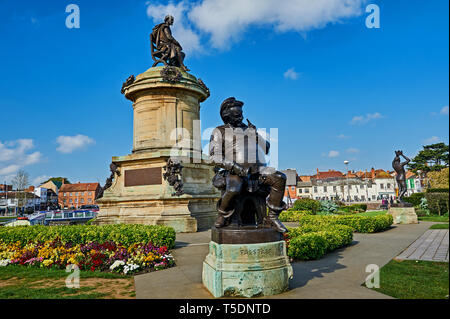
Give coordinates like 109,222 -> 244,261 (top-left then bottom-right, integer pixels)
0,0 -> 448,186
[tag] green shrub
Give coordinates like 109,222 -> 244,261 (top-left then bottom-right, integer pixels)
337,204 -> 367,214
319,200 -> 339,213
403,193 -> 426,206
425,192 -> 449,215
279,210 -> 313,222
297,214 -> 393,233
292,198 -> 321,213
287,224 -> 353,260
0,224 -> 176,249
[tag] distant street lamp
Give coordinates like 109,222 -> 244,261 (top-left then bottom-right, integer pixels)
344,160 -> 350,202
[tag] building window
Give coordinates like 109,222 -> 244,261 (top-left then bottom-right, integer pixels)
64,192 -> 67,197
314,187 -> 318,193
360,184 -> 364,189
372,195 -> 376,200
81,198 -> 84,203
323,186 -> 327,192
70,193 -> 73,196
88,198 -> 92,203
88,192 -> 92,196
380,184 -> 384,189
291,186 -> 295,191
387,183 -> 391,189
298,189 -> 303,194
69,199 -> 73,203
333,186 -> 337,192
305,189 -> 309,193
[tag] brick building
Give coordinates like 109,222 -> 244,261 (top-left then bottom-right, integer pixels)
0,184 -> 12,192
58,182 -> 101,209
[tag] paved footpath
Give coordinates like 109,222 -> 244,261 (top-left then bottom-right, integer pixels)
135,221 -> 436,299
395,229 -> 449,262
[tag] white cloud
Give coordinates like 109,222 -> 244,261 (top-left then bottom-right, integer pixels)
350,112 -> 382,125
337,134 -> 350,139
346,147 -> 359,153
146,1 -> 202,55
283,68 -> 300,80
441,105 -> 449,116
0,139 -> 43,182
423,136 -> 441,144
147,0 -> 365,51
328,150 -> 340,158
32,175 -> 51,186
56,135 -> 95,154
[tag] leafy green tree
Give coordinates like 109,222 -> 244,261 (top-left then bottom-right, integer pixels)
408,143 -> 449,173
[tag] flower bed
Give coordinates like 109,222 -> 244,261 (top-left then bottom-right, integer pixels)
0,224 -> 176,275
0,224 -> 176,248
286,224 -> 353,260
297,214 -> 393,233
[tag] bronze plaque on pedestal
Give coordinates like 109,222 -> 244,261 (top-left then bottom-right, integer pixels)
124,167 -> 162,187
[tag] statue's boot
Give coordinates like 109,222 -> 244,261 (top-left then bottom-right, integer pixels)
214,201 -> 234,228
266,200 -> 288,233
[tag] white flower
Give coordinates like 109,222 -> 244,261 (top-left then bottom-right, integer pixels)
0,259 -> 11,267
109,260 -> 125,270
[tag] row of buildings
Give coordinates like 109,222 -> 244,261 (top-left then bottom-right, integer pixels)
0,180 -> 101,214
283,168 -> 425,203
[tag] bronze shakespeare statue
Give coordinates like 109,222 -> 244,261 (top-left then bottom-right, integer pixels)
150,15 -> 190,71
209,97 -> 288,233
392,150 -> 411,206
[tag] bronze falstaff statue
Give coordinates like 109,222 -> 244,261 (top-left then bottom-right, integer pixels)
392,150 -> 411,206
150,15 -> 190,71
209,97 -> 288,233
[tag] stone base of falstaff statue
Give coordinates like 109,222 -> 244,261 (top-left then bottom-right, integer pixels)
388,203 -> 418,224
202,225 -> 293,298
95,66 -> 220,232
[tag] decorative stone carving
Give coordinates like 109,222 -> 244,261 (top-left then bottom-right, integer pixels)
163,158 -> 184,196
160,66 -> 182,83
96,162 -> 120,200
121,75 -> 135,94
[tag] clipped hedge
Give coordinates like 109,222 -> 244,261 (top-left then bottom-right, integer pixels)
292,198 -> 321,213
286,224 -> 353,260
297,214 -> 393,233
0,224 -> 176,249
279,210 -> 314,222
403,193 -> 426,206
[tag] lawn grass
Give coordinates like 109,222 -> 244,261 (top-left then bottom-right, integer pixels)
356,210 -> 387,217
368,259 -> 449,299
430,223 -> 449,229
419,215 -> 449,222
0,265 -> 135,299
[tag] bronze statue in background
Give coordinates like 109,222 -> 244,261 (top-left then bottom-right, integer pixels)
150,15 -> 190,71
96,162 -> 120,200
209,97 -> 288,233
392,150 -> 411,206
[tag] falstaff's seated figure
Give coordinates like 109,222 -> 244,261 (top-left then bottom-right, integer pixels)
209,97 -> 288,233
150,15 -> 189,71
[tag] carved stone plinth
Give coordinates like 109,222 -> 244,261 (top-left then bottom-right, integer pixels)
388,207 -> 418,224
95,67 -> 219,232
202,237 -> 293,298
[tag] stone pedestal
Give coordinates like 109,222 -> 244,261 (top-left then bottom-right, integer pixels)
202,226 -> 293,298
95,67 -> 220,232
388,207 -> 418,224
